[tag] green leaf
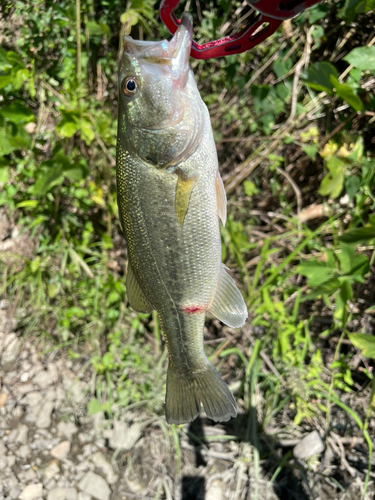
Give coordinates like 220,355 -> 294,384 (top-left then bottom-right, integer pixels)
88,398 -> 111,415
13,68 -> 30,90
0,102 -> 35,124
64,166 -> 88,181
79,118 -> 95,145
273,58 -> 292,79
120,9 -> 140,27
339,0 -> 375,21
56,114 -> 79,138
8,124 -> 31,150
16,200 -> 38,209
0,129 -> 14,156
86,21 -> 110,36
334,280 -> 352,321
319,156 -> 346,199
337,242 -> 355,275
344,46 -> 375,72
345,175 -> 361,199
244,180 -> 259,197
348,333 -> 375,359
303,62 -> 338,94
0,48 -> 12,72
329,76 -> 364,111
308,3 -> 329,23
297,260 -> 336,287
339,216 -> 375,244
30,167 -> 64,196
0,165 -> 9,183
303,144 -> 318,160
6,51 -> 24,67
0,75 -> 13,89
339,226 -> 375,244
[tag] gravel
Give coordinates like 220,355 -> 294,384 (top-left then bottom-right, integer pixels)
0,299 -> 373,500
78,472 -> 111,500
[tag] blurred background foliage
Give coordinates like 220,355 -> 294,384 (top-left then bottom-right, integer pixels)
0,0 -> 375,493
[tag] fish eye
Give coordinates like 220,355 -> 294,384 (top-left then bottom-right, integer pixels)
122,76 -> 139,97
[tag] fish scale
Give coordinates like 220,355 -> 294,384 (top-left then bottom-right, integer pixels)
116,13 -> 247,424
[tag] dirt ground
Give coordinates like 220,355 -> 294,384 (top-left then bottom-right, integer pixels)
0,295 -> 374,500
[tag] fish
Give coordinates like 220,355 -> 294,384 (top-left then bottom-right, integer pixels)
116,13 -> 248,425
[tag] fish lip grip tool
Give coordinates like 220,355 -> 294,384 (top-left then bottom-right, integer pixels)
160,0 -> 323,59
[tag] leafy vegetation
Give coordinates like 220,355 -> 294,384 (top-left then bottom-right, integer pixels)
1,0 -> 375,497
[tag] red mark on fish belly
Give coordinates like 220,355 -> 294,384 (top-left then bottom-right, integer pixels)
183,304 -> 205,314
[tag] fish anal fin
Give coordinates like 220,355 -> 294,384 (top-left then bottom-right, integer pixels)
126,261 -> 153,313
208,264 -> 248,328
175,171 -> 197,227
216,171 -> 227,226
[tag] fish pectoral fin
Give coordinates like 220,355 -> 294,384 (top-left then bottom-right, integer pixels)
126,261 -> 153,314
216,171 -> 227,226
175,171 -> 197,227
208,264 -> 248,328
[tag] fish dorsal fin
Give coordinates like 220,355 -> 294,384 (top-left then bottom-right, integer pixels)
216,171 -> 227,226
126,261 -> 153,313
175,171 -> 197,227
208,264 -> 247,328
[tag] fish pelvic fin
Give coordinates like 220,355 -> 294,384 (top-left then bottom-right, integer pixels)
174,171 -> 197,227
208,263 -> 248,328
126,261 -> 153,313
165,361 -> 237,425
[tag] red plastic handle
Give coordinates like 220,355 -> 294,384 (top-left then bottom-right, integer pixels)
160,0 -> 323,59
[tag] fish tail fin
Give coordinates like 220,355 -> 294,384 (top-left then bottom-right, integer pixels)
165,362 -> 237,425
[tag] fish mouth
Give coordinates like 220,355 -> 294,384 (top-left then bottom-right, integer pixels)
123,13 -> 194,132
123,13 -> 193,87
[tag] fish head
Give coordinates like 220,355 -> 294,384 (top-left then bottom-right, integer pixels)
118,13 -> 204,167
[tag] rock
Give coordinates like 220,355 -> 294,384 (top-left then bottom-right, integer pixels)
47,363 -> 59,383
293,430 -> 325,460
8,487 -> 21,499
16,383 -> 35,395
13,405 -> 24,419
57,421 -> 78,441
47,487 -> 77,500
124,472 -> 147,495
78,472 -> 111,500
36,401 -> 54,429
16,444 -> 31,458
45,480 -> 57,491
16,424 -> 29,444
206,479 -> 225,500
91,452 -> 118,485
20,372 -> 29,382
23,391 -> 43,407
109,420 -> 142,451
33,370 -> 52,389
43,461 -> 60,481
19,484 -> 43,500
61,370 -> 85,404
0,442 -> 6,454
51,441 -> 70,460
0,455 -> 7,469
23,468 -> 37,481
1,333 -> 21,367
78,493 -> 92,500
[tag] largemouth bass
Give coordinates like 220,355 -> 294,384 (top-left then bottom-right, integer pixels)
116,13 -> 247,425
